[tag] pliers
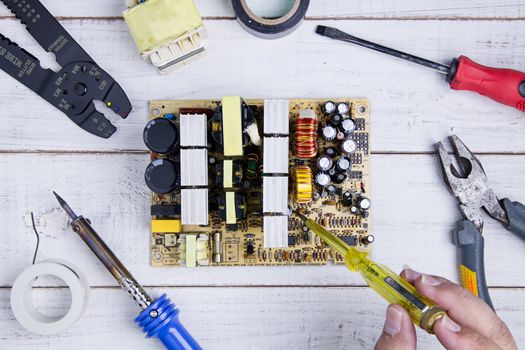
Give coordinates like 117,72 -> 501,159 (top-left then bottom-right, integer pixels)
0,0 -> 132,138
436,135 -> 525,310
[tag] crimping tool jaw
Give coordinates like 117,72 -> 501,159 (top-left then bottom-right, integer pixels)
102,82 -> 133,119
436,135 -> 508,231
71,102 -> 117,139
44,63 -> 132,138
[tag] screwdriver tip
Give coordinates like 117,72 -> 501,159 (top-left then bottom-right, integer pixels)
315,25 -> 328,36
289,207 -> 307,222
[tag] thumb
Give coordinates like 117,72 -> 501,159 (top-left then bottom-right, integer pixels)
374,304 -> 416,350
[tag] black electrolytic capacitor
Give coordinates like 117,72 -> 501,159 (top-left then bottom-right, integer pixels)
143,118 -> 179,154
336,157 -> 351,172
340,118 -> 356,135
325,147 -> 338,158
144,159 -> 180,194
321,125 -> 337,141
315,172 -> 331,187
340,139 -> 357,155
360,235 -> 375,245
322,101 -> 337,115
329,113 -> 343,127
332,172 -> 347,184
357,196 -> 371,211
317,155 -> 333,172
342,191 -> 353,206
337,102 -> 350,115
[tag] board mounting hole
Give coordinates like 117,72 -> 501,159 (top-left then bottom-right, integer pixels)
357,105 -> 367,114
152,108 -> 161,116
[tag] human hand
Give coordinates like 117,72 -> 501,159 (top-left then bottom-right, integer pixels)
374,268 -> 517,350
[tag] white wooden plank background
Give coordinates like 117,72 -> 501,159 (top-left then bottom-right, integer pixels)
1,1 -> 524,349
1,19 -> 524,152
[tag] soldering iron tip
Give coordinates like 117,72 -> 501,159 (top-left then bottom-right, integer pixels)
53,191 -> 78,220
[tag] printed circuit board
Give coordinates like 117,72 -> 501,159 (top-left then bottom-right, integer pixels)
145,98 -> 372,267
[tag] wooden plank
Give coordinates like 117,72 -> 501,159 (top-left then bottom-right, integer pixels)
0,287 -> 523,349
0,0 -> 523,19
1,153 -> 524,287
0,19 -> 524,153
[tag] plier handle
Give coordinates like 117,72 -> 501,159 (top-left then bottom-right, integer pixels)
436,135 -> 525,310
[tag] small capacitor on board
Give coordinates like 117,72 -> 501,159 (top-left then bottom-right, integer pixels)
336,102 -> 350,115
316,155 -> 333,172
340,139 -> 357,155
340,118 -> 356,135
321,101 -> 337,115
315,172 -> 331,187
321,124 -> 337,141
335,157 -> 351,172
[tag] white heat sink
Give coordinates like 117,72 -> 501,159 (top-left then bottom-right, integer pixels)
264,99 -> 289,135
180,113 -> 207,147
181,189 -> 208,225
263,137 -> 289,174
181,149 -> 208,186
263,177 -> 288,214
263,216 -> 288,248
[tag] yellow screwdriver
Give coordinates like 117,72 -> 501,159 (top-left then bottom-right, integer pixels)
293,210 -> 446,333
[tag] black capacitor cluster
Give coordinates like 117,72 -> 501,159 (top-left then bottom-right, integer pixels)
342,190 -> 371,218
314,101 -> 358,188
143,116 -> 180,194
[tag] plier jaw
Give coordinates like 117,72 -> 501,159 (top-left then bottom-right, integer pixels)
435,135 -> 508,232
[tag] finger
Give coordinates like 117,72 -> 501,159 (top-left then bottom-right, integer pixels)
374,304 -> 416,350
401,268 -> 516,350
434,315 -> 503,350
400,265 -> 421,283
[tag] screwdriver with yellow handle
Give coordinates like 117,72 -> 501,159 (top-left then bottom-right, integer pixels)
292,210 -> 446,333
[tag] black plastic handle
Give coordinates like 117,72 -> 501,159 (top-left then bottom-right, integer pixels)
453,220 -> 494,310
501,198 -> 525,240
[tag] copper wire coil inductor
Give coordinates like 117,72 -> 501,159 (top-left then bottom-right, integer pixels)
294,110 -> 318,159
293,165 -> 313,204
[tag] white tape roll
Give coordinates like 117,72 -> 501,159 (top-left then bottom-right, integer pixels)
10,259 -> 90,335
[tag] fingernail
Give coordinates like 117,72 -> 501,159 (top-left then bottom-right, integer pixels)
384,305 -> 403,335
402,265 -> 422,280
442,316 -> 461,333
421,274 -> 441,286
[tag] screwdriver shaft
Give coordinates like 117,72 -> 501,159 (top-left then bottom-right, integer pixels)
316,26 -> 450,74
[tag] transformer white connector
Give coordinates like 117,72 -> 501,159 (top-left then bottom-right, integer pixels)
146,26 -> 207,74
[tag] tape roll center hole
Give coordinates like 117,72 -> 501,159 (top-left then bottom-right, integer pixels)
29,274 -> 72,321
244,0 -> 296,19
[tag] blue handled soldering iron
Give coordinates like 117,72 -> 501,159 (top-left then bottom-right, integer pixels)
54,192 -> 202,350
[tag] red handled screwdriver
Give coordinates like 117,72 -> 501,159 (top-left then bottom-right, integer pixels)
316,26 -> 525,112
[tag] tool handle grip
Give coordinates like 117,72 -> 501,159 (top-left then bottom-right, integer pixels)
502,198 -> 525,240
136,294 -> 203,350
453,220 -> 494,310
449,56 -> 525,112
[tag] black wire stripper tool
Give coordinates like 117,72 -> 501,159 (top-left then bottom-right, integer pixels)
0,0 -> 132,138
